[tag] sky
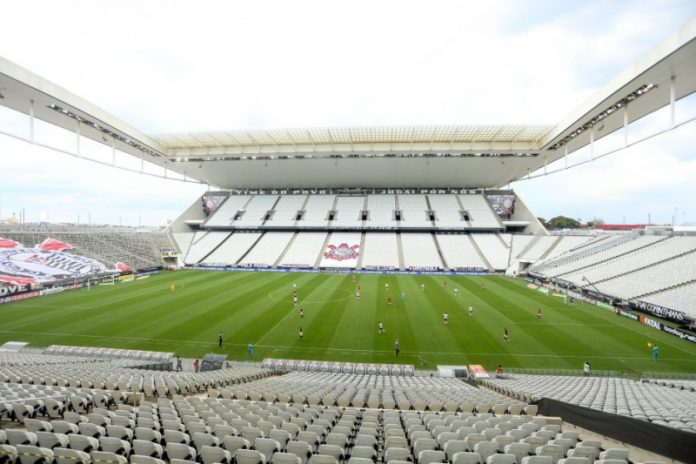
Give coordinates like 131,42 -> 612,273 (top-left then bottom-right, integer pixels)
0,0 -> 695,226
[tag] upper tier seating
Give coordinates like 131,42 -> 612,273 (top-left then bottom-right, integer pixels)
398,195 -> 433,228
458,196 -> 501,228
429,195 -> 465,229
205,196 -> 251,227
332,197 -> 365,228
365,195 -> 396,228
234,196 -> 279,227
266,195 -> 307,227
301,196 -> 336,228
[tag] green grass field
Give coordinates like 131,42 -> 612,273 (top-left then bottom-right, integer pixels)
1,270 -> 695,374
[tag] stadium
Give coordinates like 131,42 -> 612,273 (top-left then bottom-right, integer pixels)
1,4 -> 696,464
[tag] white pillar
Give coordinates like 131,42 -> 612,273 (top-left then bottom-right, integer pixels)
29,100 -> 34,142
670,75 -> 676,128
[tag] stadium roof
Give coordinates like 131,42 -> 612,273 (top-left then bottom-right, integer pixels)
1,17 -> 696,189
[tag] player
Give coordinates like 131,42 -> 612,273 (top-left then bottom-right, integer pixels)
170,283 -> 176,293
468,306 -> 474,316
292,283 -> 297,290
299,326 -> 304,340
352,275 -> 356,284
652,344 -> 660,360
444,281 -> 448,289
247,343 -> 254,358
218,331 -> 223,348
385,282 -> 389,291
387,296 -> 392,305
378,321 -> 384,335
536,308 -> 543,319
443,312 -> 448,325
299,307 -> 304,318
293,294 -> 298,306
421,283 -> 425,291
454,288 -> 459,297
503,328 -> 509,342
394,338 -> 400,356
356,289 -> 361,299
400,291 -> 405,301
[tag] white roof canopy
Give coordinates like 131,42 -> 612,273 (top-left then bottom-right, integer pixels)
1,18 -> 695,188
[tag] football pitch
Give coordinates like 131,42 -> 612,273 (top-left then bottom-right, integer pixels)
1,270 -> 695,374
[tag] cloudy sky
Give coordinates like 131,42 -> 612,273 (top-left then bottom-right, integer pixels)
1,0 -> 695,226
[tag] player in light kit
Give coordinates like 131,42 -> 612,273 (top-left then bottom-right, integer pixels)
299,307 -> 304,318
454,288 -> 459,297
503,328 -> 509,342
378,321 -> 384,334
385,283 -> 389,291
299,326 -> 304,340
356,289 -> 361,299
293,294 -> 298,306
443,312 -> 448,325
468,306 -> 474,316
421,283 -> 425,291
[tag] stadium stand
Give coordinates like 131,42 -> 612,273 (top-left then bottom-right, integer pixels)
301,196 -> 336,228
435,234 -> 487,270
278,233 -> 328,268
536,235 -> 596,263
240,233 -> 295,267
560,236 -> 696,288
400,234 -> 443,270
201,233 -> 262,266
530,235 -> 666,278
184,232 -> 230,265
0,228 -> 170,271
640,281 -> 696,318
365,195 -> 396,229
172,232 -> 195,258
517,236 -> 559,262
332,197 -> 366,228
592,250 -> 696,300
361,233 -> 400,269
429,195 -> 465,229
470,234 -> 510,270
398,195 -> 433,228
234,195 -> 280,227
481,374 -> 696,433
205,195 -> 250,227
458,195 -> 502,229
267,195 -> 307,228
1,352 -> 660,464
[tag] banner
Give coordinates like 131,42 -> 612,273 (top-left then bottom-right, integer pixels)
486,195 -> 515,216
486,195 -> 516,215
635,300 -> 688,323
202,195 -> 226,216
0,236 -> 109,284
